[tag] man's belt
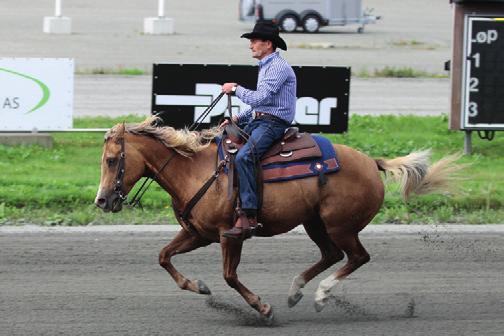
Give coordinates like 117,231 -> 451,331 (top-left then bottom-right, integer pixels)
254,112 -> 290,126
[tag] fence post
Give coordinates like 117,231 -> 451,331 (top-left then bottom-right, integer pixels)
55,0 -> 62,17
158,0 -> 165,17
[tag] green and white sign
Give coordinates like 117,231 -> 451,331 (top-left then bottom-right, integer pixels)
0,58 -> 74,131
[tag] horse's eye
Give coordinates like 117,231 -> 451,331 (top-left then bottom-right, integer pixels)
107,158 -> 117,167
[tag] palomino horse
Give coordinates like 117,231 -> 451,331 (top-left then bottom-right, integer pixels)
95,118 -> 459,320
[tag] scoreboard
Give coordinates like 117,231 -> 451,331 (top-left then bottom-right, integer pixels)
462,16 -> 504,129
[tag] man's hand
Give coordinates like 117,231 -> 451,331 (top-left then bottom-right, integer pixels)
219,116 -> 238,128
222,82 -> 238,94
219,119 -> 230,128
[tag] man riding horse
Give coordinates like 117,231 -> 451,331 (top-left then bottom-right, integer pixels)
221,21 -> 297,241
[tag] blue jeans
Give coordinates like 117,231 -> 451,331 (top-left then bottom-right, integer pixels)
235,118 -> 288,211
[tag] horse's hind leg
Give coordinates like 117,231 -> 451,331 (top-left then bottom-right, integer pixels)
159,228 -> 212,295
287,217 -> 344,308
314,231 -> 370,312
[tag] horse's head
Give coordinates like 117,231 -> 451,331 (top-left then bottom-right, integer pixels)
95,123 -> 146,213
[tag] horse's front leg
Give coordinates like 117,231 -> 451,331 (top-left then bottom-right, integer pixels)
159,228 -> 212,295
220,236 -> 273,319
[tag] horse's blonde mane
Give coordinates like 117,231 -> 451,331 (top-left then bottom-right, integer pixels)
105,116 -> 223,157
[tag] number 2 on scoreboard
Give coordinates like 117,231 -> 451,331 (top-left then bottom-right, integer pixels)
469,77 -> 479,92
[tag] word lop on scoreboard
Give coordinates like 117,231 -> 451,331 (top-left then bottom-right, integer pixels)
462,16 -> 504,130
151,64 -> 350,134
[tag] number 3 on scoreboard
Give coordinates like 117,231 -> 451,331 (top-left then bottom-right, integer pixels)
468,102 -> 478,117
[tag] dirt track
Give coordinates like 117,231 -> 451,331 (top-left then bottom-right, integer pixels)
1,227 -> 503,335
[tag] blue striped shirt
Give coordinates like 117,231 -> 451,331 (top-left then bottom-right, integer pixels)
235,51 -> 297,124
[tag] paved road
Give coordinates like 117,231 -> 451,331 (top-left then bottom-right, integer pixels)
2,0 -> 454,118
1,226 -> 503,335
75,75 -> 450,117
2,0 -> 452,72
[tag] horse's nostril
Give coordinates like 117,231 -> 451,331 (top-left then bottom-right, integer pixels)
96,198 -> 107,208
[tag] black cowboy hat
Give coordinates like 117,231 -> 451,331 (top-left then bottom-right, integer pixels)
241,21 -> 287,51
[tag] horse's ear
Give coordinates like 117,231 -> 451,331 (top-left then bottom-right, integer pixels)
117,121 -> 126,137
114,122 -> 126,143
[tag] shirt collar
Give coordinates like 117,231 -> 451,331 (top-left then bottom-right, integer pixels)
258,51 -> 279,68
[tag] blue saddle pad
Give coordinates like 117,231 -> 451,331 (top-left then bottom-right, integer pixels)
216,135 -> 340,183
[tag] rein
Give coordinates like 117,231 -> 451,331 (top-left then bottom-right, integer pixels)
115,92 -> 247,235
190,92 -> 225,131
124,92 -> 227,209
127,152 -> 177,209
112,133 -> 177,208
177,157 -> 229,234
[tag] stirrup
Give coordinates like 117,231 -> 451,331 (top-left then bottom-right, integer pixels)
222,207 -> 262,240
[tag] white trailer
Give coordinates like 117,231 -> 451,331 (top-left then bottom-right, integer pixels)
239,0 -> 381,33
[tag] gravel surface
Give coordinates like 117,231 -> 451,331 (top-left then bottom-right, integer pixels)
1,227 -> 503,335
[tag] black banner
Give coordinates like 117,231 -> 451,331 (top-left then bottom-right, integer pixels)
152,64 -> 350,133
462,16 -> 504,129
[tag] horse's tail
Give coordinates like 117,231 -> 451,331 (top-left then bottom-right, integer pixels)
375,149 -> 464,200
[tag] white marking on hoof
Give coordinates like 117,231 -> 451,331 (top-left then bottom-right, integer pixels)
314,275 -> 339,312
287,275 -> 305,308
261,304 -> 274,326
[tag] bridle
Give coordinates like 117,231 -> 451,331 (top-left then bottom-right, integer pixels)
110,129 -> 226,236
112,133 -> 176,207
113,136 -> 128,201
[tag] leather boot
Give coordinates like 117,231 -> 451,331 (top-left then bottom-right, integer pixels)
222,212 -> 259,241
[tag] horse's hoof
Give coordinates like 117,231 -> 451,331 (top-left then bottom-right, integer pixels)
261,304 -> 274,325
287,291 -> 303,308
314,300 -> 326,312
197,280 -> 211,295
260,303 -> 272,316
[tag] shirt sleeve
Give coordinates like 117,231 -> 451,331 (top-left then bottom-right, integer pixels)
235,60 -> 289,107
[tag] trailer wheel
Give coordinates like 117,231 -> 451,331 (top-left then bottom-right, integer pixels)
302,15 -> 321,33
279,14 -> 298,33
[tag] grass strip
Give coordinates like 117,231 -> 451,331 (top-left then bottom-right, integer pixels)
354,66 -> 448,78
1,115 -> 503,226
